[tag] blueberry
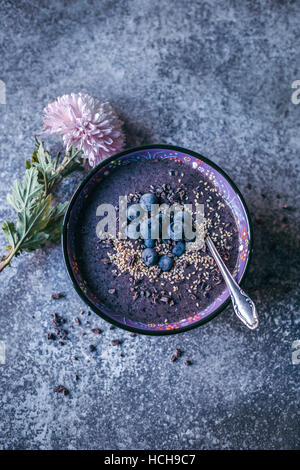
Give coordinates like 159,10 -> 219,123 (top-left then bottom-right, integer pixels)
142,248 -> 158,267
155,213 -> 165,222
168,222 -> 184,241
127,204 -> 141,221
126,223 -> 140,239
174,210 -> 192,224
140,218 -> 160,239
158,254 -> 174,272
184,225 -> 196,242
140,193 -> 158,212
155,213 -> 169,238
172,241 -> 185,257
184,232 -> 196,242
140,219 -> 151,239
144,239 -> 155,248
173,212 -> 196,241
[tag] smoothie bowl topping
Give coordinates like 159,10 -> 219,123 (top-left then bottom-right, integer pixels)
99,179 -> 235,312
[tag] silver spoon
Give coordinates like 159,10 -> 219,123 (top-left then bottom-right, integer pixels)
206,235 -> 258,330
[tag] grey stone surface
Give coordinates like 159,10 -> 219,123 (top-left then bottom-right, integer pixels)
0,0 -> 299,450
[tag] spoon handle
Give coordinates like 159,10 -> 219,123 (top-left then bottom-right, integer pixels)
206,236 -> 258,330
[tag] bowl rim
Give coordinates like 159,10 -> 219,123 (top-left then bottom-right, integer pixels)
62,144 -> 253,336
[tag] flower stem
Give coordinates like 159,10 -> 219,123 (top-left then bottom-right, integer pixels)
0,245 -> 20,273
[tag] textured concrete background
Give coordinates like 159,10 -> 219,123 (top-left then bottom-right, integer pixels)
0,0 -> 299,450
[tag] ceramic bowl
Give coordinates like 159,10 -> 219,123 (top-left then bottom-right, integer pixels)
62,145 -> 252,335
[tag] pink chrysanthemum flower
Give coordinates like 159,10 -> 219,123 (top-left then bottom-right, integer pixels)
38,93 -> 125,167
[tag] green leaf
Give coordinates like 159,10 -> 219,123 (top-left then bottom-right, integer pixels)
0,140 -> 83,272
19,194 -> 52,241
31,141 -> 57,192
59,146 -> 83,178
7,168 -> 43,213
2,221 -> 19,249
43,201 -> 69,243
21,231 -> 49,252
